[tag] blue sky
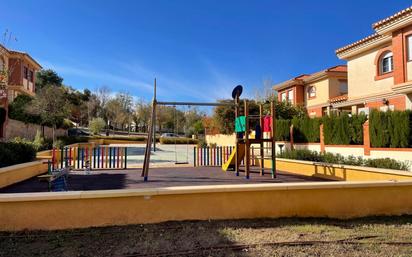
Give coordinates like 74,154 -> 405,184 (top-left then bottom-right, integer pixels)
1,0 -> 411,102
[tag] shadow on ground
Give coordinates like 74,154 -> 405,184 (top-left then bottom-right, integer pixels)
1,216 -> 412,257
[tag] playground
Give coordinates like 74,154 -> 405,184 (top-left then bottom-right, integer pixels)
3,84 -> 412,233
0,167 -> 329,193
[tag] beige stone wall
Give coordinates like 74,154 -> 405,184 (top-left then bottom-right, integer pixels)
347,45 -> 394,99
304,78 -> 329,107
4,119 -> 67,141
205,133 -> 235,146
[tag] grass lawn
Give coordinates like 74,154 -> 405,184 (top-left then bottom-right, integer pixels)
2,216 -> 412,257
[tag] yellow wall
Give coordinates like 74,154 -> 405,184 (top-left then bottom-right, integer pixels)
265,158 -> 412,181
305,78 -> 330,107
407,61 -> 412,81
3,181 -> 412,231
0,161 -> 48,188
205,133 -> 236,146
347,45 -> 394,99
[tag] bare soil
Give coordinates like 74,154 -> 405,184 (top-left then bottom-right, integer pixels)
2,216 -> 412,257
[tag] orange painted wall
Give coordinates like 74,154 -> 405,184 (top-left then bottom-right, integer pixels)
307,107 -> 323,117
365,95 -> 406,110
277,85 -> 304,106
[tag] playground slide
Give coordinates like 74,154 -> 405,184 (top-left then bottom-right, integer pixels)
221,144 -> 245,171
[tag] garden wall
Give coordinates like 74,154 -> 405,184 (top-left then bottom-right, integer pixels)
4,119 -> 67,141
3,180 -> 412,231
205,133 -> 236,146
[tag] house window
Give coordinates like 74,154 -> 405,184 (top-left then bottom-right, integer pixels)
308,86 -> 316,98
0,58 -> 4,72
281,92 -> 287,102
339,80 -> 348,94
380,51 -> 393,74
29,70 -> 34,82
287,90 -> 294,103
408,35 -> 412,61
24,67 -> 28,79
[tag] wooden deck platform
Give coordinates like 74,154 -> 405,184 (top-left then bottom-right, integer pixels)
0,167 -> 331,193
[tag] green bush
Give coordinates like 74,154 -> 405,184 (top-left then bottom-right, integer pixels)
90,135 -> 149,142
0,139 -> 37,167
277,149 -> 410,171
89,117 -> 106,135
160,137 -> 198,144
369,110 -> 412,148
8,95 -> 41,124
275,119 -> 290,141
291,116 -> 321,143
322,113 -> 366,145
197,138 -> 207,147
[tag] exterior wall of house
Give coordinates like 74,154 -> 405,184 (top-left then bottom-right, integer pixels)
306,106 -> 323,117
277,85 -> 304,105
328,77 -> 347,98
8,58 -> 22,86
365,95 -> 406,110
305,78 -> 330,107
347,45 -> 394,99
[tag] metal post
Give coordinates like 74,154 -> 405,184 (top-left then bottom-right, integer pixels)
271,100 -> 277,178
259,104 -> 264,175
235,95 -> 240,176
124,147 -> 128,169
244,99 -> 250,179
153,78 -> 157,152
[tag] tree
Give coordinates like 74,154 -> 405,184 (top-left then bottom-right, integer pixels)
134,98 -> 151,132
35,69 -> 63,91
89,117 -> 106,135
27,86 -> 70,142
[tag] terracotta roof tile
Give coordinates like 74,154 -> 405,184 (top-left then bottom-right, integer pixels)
335,33 -> 381,54
373,6 -> 412,29
329,94 -> 348,103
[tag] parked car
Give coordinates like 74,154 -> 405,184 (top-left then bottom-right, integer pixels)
160,133 -> 181,138
68,128 -> 90,136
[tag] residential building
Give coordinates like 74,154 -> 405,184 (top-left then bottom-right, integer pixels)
335,6 -> 412,114
0,44 -> 42,138
274,6 -> 412,117
273,65 -> 348,117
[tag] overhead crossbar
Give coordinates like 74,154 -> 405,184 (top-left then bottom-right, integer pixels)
156,101 -> 234,107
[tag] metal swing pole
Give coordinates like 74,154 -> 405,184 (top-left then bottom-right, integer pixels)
153,78 -> 157,152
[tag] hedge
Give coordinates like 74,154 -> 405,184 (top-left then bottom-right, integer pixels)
369,110 -> 412,148
160,137 -> 198,144
0,140 -> 37,168
275,119 -> 290,141
322,113 -> 367,145
277,149 -> 410,171
90,135 -> 148,142
291,116 -> 321,143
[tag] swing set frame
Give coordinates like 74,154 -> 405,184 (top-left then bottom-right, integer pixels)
141,79 -> 276,182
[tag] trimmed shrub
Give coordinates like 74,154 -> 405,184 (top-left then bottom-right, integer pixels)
277,149 -> 410,171
369,110 -> 412,148
90,135 -> 149,142
89,117 -> 106,135
160,137 -> 198,144
291,117 -> 321,143
0,139 -> 37,167
275,119 -> 290,141
322,113 -> 366,145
